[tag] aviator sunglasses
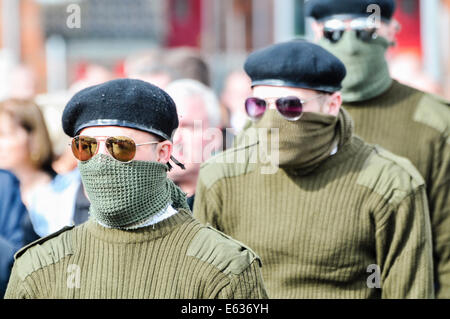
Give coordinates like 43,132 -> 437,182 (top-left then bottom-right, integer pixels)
322,18 -> 379,43
245,94 -> 324,121
71,135 -> 159,163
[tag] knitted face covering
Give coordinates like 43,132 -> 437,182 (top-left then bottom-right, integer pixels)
79,153 -> 188,229
319,32 -> 392,103
253,109 -> 339,174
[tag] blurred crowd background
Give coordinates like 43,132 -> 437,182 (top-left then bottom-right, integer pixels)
1,0 -> 449,100
0,0 -> 449,225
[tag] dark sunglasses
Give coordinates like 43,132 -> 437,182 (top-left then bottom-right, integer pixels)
322,18 -> 378,43
71,135 -> 159,163
323,27 -> 377,43
245,95 -> 324,121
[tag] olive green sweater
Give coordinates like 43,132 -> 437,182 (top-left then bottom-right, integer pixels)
4,210 -> 268,299
344,80 -> 450,298
194,124 -> 434,298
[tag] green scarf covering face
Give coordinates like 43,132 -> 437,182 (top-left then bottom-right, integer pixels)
253,108 -> 353,175
79,154 -> 189,229
319,31 -> 392,102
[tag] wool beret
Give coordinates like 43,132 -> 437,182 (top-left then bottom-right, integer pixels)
62,78 -> 179,140
244,39 -> 346,93
305,0 -> 396,22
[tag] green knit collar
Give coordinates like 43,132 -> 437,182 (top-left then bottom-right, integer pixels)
283,107 -> 355,176
313,135 -> 366,175
84,209 -> 194,243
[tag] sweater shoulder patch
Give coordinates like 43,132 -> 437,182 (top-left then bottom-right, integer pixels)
199,142 -> 259,189
357,146 -> 425,205
187,226 -> 262,276
14,226 -> 74,281
413,93 -> 450,135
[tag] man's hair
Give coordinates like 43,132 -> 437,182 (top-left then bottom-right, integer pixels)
165,79 -> 222,129
124,48 -> 176,79
164,47 -> 211,86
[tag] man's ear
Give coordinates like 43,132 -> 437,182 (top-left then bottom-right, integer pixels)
156,140 -> 173,164
386,19 -> 401,45
311,20 -> 324,42
326,92 -> 342,116
377,19 -> 400,46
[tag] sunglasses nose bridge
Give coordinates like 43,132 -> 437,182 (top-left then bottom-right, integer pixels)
89,137 -> 109,157
266,98 -> 277,110
96,140 -> 109,155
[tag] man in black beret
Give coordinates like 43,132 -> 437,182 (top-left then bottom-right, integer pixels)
194,40 -> 434,298
5,78 -> 268,299
307,0 -> 450,298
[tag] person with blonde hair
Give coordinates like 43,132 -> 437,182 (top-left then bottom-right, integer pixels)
0,99 -> 55,207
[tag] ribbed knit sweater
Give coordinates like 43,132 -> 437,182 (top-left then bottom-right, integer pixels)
4,210 -> 268,299
343,80 -> 450,298
194,124 -> 434,298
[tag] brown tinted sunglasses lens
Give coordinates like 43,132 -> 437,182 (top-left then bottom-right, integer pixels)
71,136 -> 98,161
105,136 -> 136,162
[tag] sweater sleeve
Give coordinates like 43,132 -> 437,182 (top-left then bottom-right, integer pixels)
428,133 -> 450,298
375,186 -> 435,298
214,260 -> 268,299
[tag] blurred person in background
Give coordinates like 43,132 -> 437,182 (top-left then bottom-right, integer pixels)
220,70 -> 253,148
35,91 -> 76,175
307,0 -> 450,298
165,79 -> 222,210
164,47 -> 211,87
0,98 -> 88,238
124,48 -> 176,89
0,169 -> 32,298
125,46 -> 211,91
0,99 -> 55,208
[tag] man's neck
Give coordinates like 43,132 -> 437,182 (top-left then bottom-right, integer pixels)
177,179 -> 197,197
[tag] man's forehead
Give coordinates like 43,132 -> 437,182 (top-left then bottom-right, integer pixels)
252,85 -> 318,97
79,125 -> 152,137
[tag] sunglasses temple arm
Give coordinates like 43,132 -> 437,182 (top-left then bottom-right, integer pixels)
170,155 -> 186,170
135,141 -> 159,146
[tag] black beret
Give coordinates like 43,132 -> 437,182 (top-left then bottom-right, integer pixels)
244,39 -> 346,93
62,79 -> 178,140
305,0 -> 396,22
